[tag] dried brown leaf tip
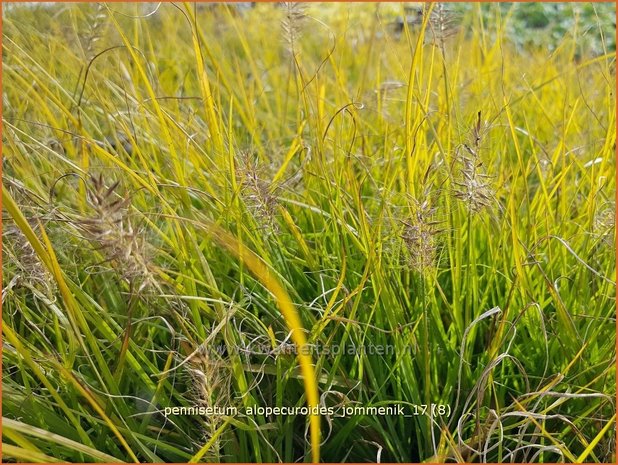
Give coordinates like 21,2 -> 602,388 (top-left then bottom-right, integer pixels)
453,111 -> 495,214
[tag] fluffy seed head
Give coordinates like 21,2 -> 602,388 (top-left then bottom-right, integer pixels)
79,174 -> 154,291
453,112 -> 495,213
401,197 -> 442,273
281,2 -> 307,57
